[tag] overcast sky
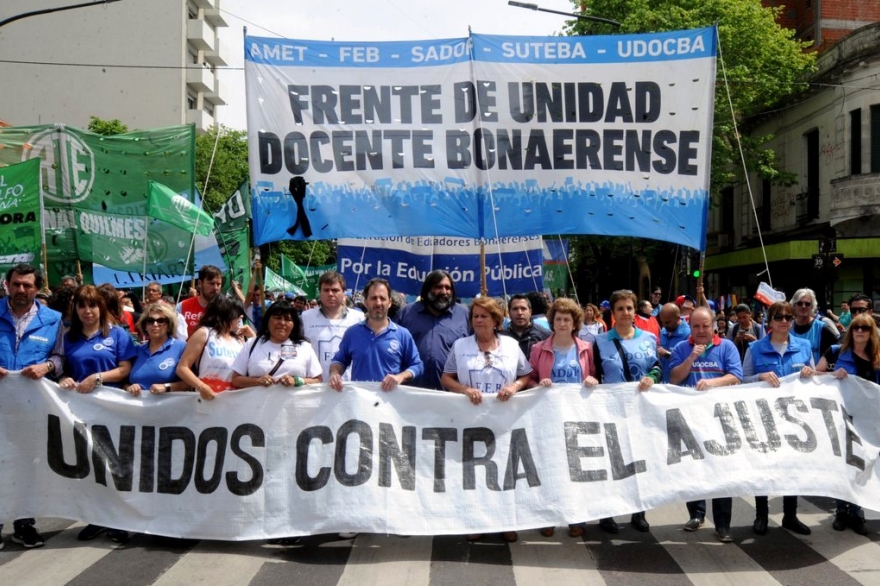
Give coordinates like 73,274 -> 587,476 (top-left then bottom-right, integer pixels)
217,0 -> 579,129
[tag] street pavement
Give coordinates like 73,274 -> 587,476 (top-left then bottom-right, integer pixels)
1,497 -> 878,585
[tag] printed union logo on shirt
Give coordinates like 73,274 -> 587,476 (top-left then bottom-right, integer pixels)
388,340 -> 400,354
159,358 -> 175,371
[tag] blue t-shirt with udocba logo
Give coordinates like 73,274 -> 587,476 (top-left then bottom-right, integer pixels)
129,337 -> 187,388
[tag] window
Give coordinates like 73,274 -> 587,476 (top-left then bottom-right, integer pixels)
804,129 -> 819,221
851,108 -> 862,175
204,101 -> 215,116
871,105 -> 880,173
187,92 -> 197,110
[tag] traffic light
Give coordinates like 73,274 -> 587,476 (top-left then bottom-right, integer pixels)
692,269 -> 701,278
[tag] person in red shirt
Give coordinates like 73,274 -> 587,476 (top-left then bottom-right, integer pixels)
635,299 -> 661,344
176,265 -> 224,338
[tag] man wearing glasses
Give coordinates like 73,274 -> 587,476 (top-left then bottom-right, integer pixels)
789,288 -> 839,365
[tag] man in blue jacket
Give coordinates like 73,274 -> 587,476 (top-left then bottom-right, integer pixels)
0,264 -> 63,550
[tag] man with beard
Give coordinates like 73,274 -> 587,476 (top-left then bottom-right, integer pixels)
657,302 -> 691,382
0,264 -> 63,549
176,265 -> 224,339
394,270 -> 469,390
501,294 -> 551,358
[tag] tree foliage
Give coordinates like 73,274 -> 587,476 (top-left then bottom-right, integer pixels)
559,0 -> 814,300
87,116 -> 129,136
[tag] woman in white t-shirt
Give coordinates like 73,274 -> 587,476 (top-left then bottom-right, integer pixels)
231,300 -> 322,389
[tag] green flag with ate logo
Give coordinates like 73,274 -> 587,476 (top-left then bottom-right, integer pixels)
0,159 -> 42,273
0,124 -> 196,273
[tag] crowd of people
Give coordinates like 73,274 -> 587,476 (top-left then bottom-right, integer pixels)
0,262 -> 876,549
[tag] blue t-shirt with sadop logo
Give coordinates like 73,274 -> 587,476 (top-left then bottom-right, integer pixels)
129,337 -> 187,388
63,325 -> 138,387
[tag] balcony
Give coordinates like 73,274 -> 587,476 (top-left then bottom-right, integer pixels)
205,78 -> 226,106
186,66 -> 214,93
204,8 -> 227,27
205,37 -> 227,66
829,174 -> 880,235
187,108 -> 214,132
187,18 -> 214,51
192,0 -> 215,8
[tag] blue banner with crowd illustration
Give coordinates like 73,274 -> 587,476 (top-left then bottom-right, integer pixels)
245,28 -> 716,249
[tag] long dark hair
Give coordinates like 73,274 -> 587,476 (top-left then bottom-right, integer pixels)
420,269 -> 456,303
198,294 -> 245,335
67,285 -> 111,341
256,300 -> 307,344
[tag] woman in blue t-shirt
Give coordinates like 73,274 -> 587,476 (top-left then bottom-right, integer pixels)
57,285 -> 137,544
802,311 -> 879,536
124,303 -> 188,396
592,289 -> 661,535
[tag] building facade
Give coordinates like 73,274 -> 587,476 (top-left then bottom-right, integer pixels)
705,6 -> 880,309
0,0 -> 227,131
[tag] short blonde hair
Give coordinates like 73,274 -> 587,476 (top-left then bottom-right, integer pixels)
138,303 -> 179,338
547,298 -> 583,335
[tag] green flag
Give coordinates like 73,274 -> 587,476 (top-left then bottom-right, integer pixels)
148,181 -> 214,236
213,180 -> 252,287
0,159 -> 42,272
264,266 -> 306,296
0,124 -> 196,272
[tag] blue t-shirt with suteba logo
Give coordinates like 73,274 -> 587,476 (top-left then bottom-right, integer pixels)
63,325 -> 138,387
332,320 -> 424,383
129,337 -> 187,388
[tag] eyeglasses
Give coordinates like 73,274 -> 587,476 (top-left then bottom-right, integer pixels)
483,351 -> 493,368
145,317 -> 168,325
771,314 -> 794,322
851,307 -> 870,315
794,301 -> 812,307
851,325 -> 873,332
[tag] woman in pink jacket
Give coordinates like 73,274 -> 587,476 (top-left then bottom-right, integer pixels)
528,297 -> 598,538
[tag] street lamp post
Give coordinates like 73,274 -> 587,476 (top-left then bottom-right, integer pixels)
507,1 -> 621,28
0,0 -> 124,31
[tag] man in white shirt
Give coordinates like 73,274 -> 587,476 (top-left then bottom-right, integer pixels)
300,271 -> 364,381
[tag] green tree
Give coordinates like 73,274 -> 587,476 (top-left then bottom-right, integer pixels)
195,125 -> 249,211
87,116 -> 129,136
562,0 -> 814,297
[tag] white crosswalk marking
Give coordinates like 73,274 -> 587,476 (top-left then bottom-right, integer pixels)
649,502 -> 782,586
509,529 -> 605,586
777,498 -> 880,585
0,522 -> 116,585
336,533 -> 432,586
1,501 -> 877,586
151,540 -> 273,586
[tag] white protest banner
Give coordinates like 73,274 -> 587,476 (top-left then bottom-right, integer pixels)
1,373 -> 877,540
245,28 -> 716,249
755,281 -> 787,306
337,235 -> 543,297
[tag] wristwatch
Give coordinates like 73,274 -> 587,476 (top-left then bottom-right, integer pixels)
95,372 -> 103,386
164,383 -> 172,392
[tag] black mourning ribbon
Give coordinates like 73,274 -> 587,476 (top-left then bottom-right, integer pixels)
286,176 -> 313,238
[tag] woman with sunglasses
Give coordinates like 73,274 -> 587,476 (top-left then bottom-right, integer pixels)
592,289 -> 662,534
800,312 -> 878,536
742,300 -> 813,537
124,304 -> 189,396
441,296 -> 532,544
231,300 -> 322,390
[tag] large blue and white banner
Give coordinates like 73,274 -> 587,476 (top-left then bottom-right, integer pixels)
245,28 -> 716,249
337,236 -> 543,297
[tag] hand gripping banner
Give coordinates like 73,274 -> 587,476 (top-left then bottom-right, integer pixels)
245,28 -> 716,249
1,373 -> 877,540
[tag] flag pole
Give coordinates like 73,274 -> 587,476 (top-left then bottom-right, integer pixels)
37,169 -> 50,293
141,213 -> 150,302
